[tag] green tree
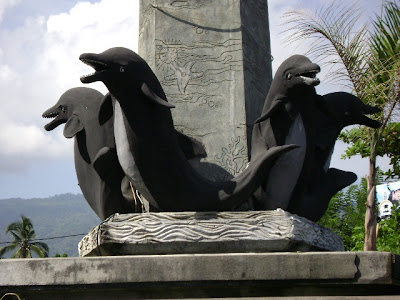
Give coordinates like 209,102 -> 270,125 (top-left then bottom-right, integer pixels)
285,1 -> 400,251
0,215 -> 49,258
319,179 -> 367,250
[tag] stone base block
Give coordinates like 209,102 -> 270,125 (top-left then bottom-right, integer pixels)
1,252 -> 400,299
79,210 -> 343,257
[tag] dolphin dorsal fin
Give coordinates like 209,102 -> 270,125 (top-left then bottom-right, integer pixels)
99,93 -> 114,125
141,82 -> 175,109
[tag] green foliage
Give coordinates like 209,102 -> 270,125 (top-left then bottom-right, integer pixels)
55,253 -> 68,257
319,176 -> 400,254
377,206 -> 400,254
0,215 -> 49,258
319,179 -> 367,250
339,123 -> 400,178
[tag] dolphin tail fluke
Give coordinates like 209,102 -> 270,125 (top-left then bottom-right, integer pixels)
175,130 -> 207,159
291,168 -> 357,222
218,144 -> 299,211
327,168 -> 357,191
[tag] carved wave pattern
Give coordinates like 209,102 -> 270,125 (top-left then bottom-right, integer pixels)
100,211 -> 291,244
79,210 -> 344,256
95,211 -> 341,250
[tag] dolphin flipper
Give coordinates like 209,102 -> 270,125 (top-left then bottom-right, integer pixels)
63,115 -> 84,138
141,82 -> 175,108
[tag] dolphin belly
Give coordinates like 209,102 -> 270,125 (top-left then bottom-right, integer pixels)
262,115 -> 306,210
113,101 -> 159,209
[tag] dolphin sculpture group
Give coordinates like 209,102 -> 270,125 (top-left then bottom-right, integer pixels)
79,47 -> 296,211
42,47 -> 379,221
251,55 -> 382,221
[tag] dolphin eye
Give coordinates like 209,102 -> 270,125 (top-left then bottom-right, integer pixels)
286,73 -> 292,80
120,66 -> 125,73
60,105 -> 66,113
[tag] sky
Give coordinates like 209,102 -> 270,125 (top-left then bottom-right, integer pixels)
0,0 -> 390,199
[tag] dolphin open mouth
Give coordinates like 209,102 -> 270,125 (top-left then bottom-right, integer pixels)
80,54 -> 109,83
42,106 -> 65,131
359,105 -> 382,128
297,70 -> 320,86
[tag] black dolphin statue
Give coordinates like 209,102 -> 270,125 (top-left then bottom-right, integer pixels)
42,87 -> 136,220
251,54 -> 322,212
288,92 -> 381,221
79,47 -> 296,211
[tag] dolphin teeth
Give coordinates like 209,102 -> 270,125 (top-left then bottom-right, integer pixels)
82,59 -> 107,66
81,58 -> 108,71
300,76 -> 320,87
81,71 -> 96,79
298,70 -> 319,78
42,112 -> 59,119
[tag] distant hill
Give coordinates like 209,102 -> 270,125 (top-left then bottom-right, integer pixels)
0,193 -> 101,257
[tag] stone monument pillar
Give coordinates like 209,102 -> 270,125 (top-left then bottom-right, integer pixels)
139,0 -> 272,180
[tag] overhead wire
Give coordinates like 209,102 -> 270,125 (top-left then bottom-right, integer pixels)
0,233 -> 88,245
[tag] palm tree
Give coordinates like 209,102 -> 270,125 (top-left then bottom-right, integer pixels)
0,215 -> 49,258
284,1 -> 400,250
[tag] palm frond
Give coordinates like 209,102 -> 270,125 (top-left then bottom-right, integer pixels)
31,244 -> 48,258
32,241 -> 49,253
11,248 -> 23,259
0,244 -> 17,258
7,230 -> 22,242
6,221 -> 24,234
366,1 -> 400,124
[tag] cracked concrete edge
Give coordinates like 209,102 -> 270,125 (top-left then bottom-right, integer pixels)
1,252 -> 397,288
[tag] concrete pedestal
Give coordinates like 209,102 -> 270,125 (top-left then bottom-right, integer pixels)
1,252 -> 399,299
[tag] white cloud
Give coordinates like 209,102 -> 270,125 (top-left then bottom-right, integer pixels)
0,64 -> 17,81
0,0 -> 139,173
0,0 -> 22,24
0,110 -> 72,173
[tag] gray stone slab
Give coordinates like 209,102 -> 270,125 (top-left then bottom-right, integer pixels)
1,252 -> 399,299
0,253 -> 358,287
139,0 -> 272,181
0,252 -> 398,287
78,210 -> 343,257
